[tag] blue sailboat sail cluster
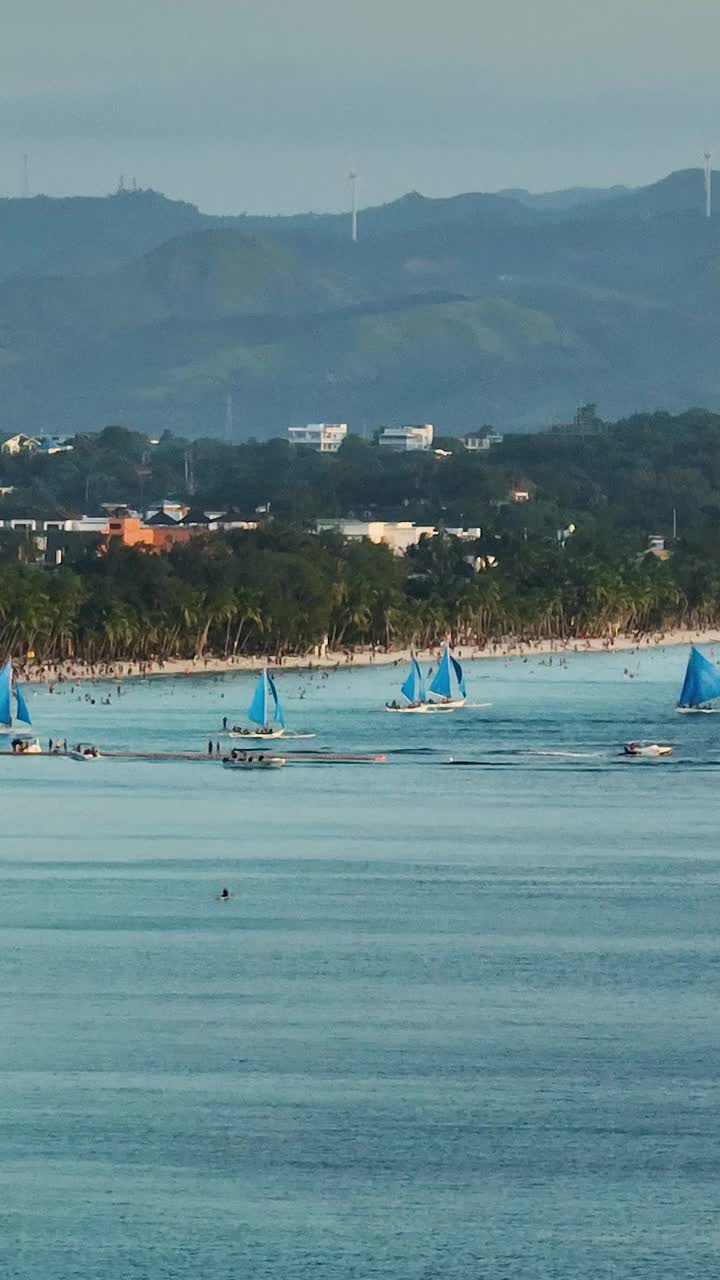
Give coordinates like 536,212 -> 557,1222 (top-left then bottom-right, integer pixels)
0,659 -> 31,728
677,647 -> 720,709
248,669 -> 285,729
400,658 -> 427,706
428,647 -> 467,703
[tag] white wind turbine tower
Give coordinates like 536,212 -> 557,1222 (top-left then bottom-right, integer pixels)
349,171 -> 359,242
704,152 -> 712,219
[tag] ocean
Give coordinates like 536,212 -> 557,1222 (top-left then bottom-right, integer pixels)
2,646 -> 720,1279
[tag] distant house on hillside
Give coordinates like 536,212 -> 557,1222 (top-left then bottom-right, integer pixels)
1,434 -> 40,455
463,429 -> 504,452
37,436 -> 73,455
552,403 -> 607,437
316,518 -> 436,555
378,424 -> 434,452
287,423 -> 348,453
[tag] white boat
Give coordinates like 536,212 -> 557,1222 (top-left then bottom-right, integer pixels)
229,726 -> 286,739
676,647 -> 720,712
624,741 -> 672,758
228,670 -> 303,737
222,752 -> 286,770
426,647 -> 467,708
69,742 -> 100,760
385,657 -> 433,712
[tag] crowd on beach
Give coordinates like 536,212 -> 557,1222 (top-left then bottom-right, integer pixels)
13,626 -> 720,688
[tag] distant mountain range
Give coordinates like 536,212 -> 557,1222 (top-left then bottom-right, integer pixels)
1,168 -> 720,437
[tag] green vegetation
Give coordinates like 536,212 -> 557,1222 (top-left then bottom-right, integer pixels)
2,411 -> 720,660
3,170 -> 720,434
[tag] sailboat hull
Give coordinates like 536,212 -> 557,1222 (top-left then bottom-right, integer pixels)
675,706 -> 720,714
385,702 -> 457,714
427,698 -> 466,709
229,728 -> 286,739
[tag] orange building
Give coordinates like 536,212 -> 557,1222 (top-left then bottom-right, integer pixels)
105,516 -> 206,552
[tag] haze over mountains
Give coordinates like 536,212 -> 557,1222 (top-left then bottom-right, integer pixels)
1,168 -> 719,439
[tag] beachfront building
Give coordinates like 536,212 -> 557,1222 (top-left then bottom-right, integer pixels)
316,519 -> 436,555
378,424 -> 434,452
287,423 -> 348,453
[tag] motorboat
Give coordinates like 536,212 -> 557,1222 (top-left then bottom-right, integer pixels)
623,741 -> 672,758
222,751 -> 286,770
69,742 -> 100,760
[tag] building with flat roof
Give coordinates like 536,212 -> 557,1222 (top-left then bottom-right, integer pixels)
287,423 -> 348,453
378,424 -> 434,452
316,518 -> 436,555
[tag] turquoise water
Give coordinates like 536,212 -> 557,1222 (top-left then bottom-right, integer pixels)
3,647 -> 720,1278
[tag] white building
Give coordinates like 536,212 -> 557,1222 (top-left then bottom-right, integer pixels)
1,434 -> 41,455
287,423 -> 348,453
463,430 -> 504,452
316,519 -> 436,555
378,424 -> 434,452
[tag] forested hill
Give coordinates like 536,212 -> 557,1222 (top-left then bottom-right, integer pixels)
3,170 -> 720,435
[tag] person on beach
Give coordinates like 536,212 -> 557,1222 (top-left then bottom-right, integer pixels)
208,740 -> 213,755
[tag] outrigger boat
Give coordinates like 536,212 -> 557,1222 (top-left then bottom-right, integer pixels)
229,670 -> 287,738
427,646 -> 467,708
0,659 -> 34,737
676,646 -> 720,712
385,657 -> 451,713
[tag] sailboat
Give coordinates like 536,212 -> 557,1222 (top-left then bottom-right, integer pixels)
427,646 -> 467,708
229,669 -> 288,738
385,656 -> 434,713
0,659 -> 33,733
676,646 -> 720,712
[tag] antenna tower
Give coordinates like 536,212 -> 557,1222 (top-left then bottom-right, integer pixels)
349,171 -> 358,242
704,152 -> 712,218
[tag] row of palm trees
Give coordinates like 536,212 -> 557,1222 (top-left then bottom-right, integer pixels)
0,538 -> 718,665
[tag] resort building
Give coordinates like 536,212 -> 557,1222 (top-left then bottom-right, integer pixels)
463,430 -> 504,452
377,424 -> 434,452
316,519 -> 436,555
287,423 -> 348,453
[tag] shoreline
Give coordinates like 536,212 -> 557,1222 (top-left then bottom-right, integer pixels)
19,628 -> 720,685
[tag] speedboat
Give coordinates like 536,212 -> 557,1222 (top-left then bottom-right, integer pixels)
222,752 -> 286,770
69,742 -> 100,760
624,741 -> 672,758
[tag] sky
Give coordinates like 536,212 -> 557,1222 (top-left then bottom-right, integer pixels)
0,0 -> 718,214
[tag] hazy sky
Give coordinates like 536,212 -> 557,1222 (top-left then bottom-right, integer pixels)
0,0 -> 718,213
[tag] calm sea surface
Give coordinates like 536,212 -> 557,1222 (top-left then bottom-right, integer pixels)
2,646 -> 720,1279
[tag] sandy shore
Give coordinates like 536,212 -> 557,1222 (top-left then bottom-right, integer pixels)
20,628 -> 720,684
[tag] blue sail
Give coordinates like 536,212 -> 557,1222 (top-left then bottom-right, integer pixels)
429,648 -> 453,699
0,660 -> 12,726
247,671 -> 269,726
267,673 -> 285,727
400,658 -> 426,704
401,663 -> 417,703
15,682 -> 31,725
678,647 -> 720,707
450,655 -> 467,698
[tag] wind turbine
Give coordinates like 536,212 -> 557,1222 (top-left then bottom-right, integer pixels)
704,151 -> 712,219
349,171 -> 358,242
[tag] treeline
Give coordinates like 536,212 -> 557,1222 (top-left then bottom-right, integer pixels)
2,410 -> 720,546
1,525 -> 720,664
